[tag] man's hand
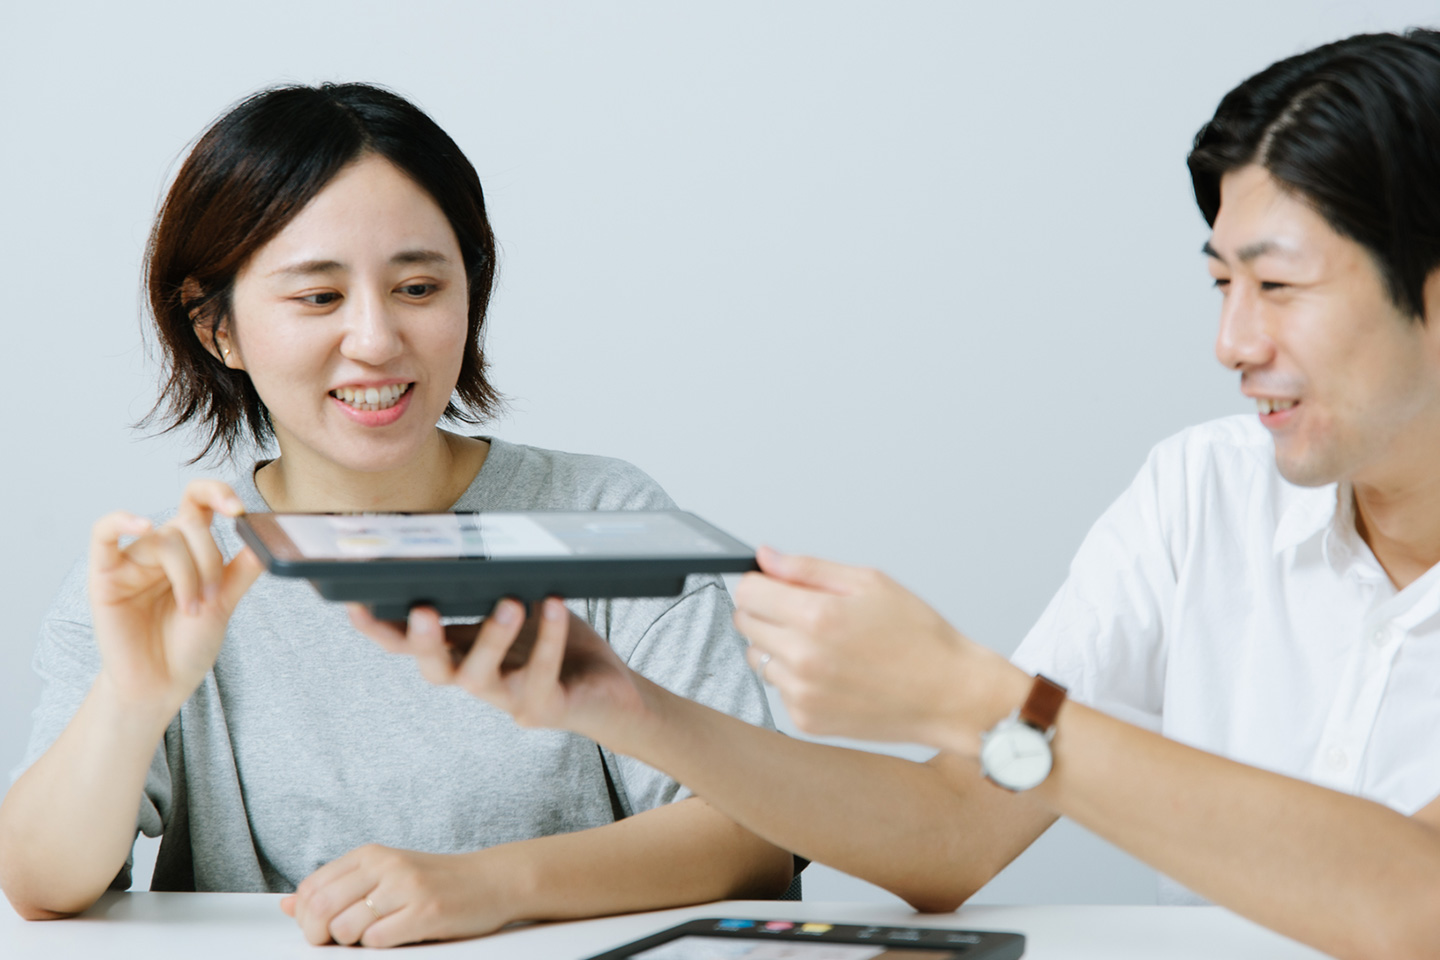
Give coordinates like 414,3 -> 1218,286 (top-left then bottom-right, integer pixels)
732,546 -> 1026,754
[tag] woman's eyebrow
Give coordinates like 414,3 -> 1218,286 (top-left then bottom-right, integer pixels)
390,249 -> 450,266
266,250 -> 450,279
268,258 -> 344,278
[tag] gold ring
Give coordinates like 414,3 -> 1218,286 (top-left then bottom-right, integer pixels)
364,896 -> 383,923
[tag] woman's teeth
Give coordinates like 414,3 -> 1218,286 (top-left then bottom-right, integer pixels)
1257,398 -> 1296,415
332,383 -> 411,411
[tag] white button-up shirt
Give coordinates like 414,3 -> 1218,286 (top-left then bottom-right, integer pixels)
1012,415 -> 1440,903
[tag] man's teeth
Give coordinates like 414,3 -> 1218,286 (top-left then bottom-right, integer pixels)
332,383 -> 411,411
1257,398 -> 1297,415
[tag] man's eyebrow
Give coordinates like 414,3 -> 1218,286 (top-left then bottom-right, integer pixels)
1201,239 -> 1296,264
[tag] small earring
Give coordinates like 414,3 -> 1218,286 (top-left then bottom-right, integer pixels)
222,347 -> 231,359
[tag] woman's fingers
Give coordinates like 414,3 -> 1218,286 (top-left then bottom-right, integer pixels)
455,598 -> 526,696
347,604 -> 409,653
515,598 -> 568,721
405,606 -> 457,686
126,526 -> 205,614
89,511 -> 154,577
292,852 -> 366,944
219,547 -> 265,610
170,515 -> 227,607
176,479 -> 246,521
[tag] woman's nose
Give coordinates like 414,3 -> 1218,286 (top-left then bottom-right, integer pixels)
341,291 -> 404,366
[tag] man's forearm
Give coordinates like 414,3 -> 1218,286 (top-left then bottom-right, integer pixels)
607,677 -> 1054,910
503,796 -> 793,921
1036,700 -> 1440,960
0,676 -> 169,918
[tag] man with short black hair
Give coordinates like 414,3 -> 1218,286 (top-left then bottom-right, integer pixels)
354,29 -> 1440,960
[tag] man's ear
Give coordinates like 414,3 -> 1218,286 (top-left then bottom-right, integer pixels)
185,278 -> 241,369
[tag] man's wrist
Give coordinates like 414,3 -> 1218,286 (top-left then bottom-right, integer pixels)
929,648 -> 1033,758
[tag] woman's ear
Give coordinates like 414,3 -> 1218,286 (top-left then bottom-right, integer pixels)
185,278 -> 242,369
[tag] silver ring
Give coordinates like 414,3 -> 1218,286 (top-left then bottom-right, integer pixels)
364,896 -> 383,923
754,651 -> 772,683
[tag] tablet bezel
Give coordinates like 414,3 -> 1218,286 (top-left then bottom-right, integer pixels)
235,510 -> 760,619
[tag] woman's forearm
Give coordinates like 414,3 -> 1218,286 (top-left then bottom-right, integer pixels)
502,796 -> 793,922
1036,701 -> 1440,960
603,676 -> 1054,911
0,675 -> 173,918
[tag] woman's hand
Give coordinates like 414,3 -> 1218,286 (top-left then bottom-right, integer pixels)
732,546 -> 1025,755
280,844 -> 526,947
88,479 -> 264,715
347,597 -> 650,747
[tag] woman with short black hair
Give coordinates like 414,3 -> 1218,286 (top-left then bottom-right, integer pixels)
0,82 -> 792,948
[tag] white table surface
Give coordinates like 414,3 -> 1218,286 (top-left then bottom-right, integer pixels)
1,893 -> 1331,959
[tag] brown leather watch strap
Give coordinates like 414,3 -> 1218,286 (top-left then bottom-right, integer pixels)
1018,674 -> 1068,732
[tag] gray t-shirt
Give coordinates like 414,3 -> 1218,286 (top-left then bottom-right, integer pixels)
13,438 -> 772,892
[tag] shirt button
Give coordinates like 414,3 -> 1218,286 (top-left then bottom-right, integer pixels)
1371,627 -> 1390,647
1325,746 -> 1347,770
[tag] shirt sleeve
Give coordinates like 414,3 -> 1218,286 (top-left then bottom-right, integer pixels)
1011,440 -> 1186,732
590,574 -> 774,815
10,555 -> 174,889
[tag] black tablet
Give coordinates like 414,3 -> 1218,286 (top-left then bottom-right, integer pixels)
236,510 -> 759,619
582,917 -> 1025,960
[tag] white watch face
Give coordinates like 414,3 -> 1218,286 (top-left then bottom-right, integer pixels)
980,721 -> 1053,791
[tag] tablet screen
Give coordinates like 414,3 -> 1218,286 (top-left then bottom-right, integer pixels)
274,512 -> 733,560
630,938 -> 957,958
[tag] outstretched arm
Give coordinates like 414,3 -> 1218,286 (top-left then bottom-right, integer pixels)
734,548 -> 1440,960
349,598 -> 1057,913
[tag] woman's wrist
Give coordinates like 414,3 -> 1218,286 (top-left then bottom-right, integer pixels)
465,843 -> 539,925
91,670 -> 185,741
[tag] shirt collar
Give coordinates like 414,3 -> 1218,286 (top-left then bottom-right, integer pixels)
1272,480 -> 1344,558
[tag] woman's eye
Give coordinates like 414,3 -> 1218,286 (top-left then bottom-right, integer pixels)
1211,278 -> 1230,290
398,283 -> 436,298
1259,281 -> 1287,291
298,292 -> 341,306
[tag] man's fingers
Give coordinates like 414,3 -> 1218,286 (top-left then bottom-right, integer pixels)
732,569 -> 837,632
89,512 -> 153,576
755,545 -> 870,594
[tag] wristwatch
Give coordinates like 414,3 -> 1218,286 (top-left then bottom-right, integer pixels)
979,674 -> 1067,791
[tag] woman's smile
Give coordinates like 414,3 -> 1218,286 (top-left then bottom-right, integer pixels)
329,381 -> 415,426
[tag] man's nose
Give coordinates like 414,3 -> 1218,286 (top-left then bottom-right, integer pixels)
1214,285 -> 1274,371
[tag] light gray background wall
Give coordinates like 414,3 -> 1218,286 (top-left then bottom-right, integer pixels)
2,0 -> 1434,907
